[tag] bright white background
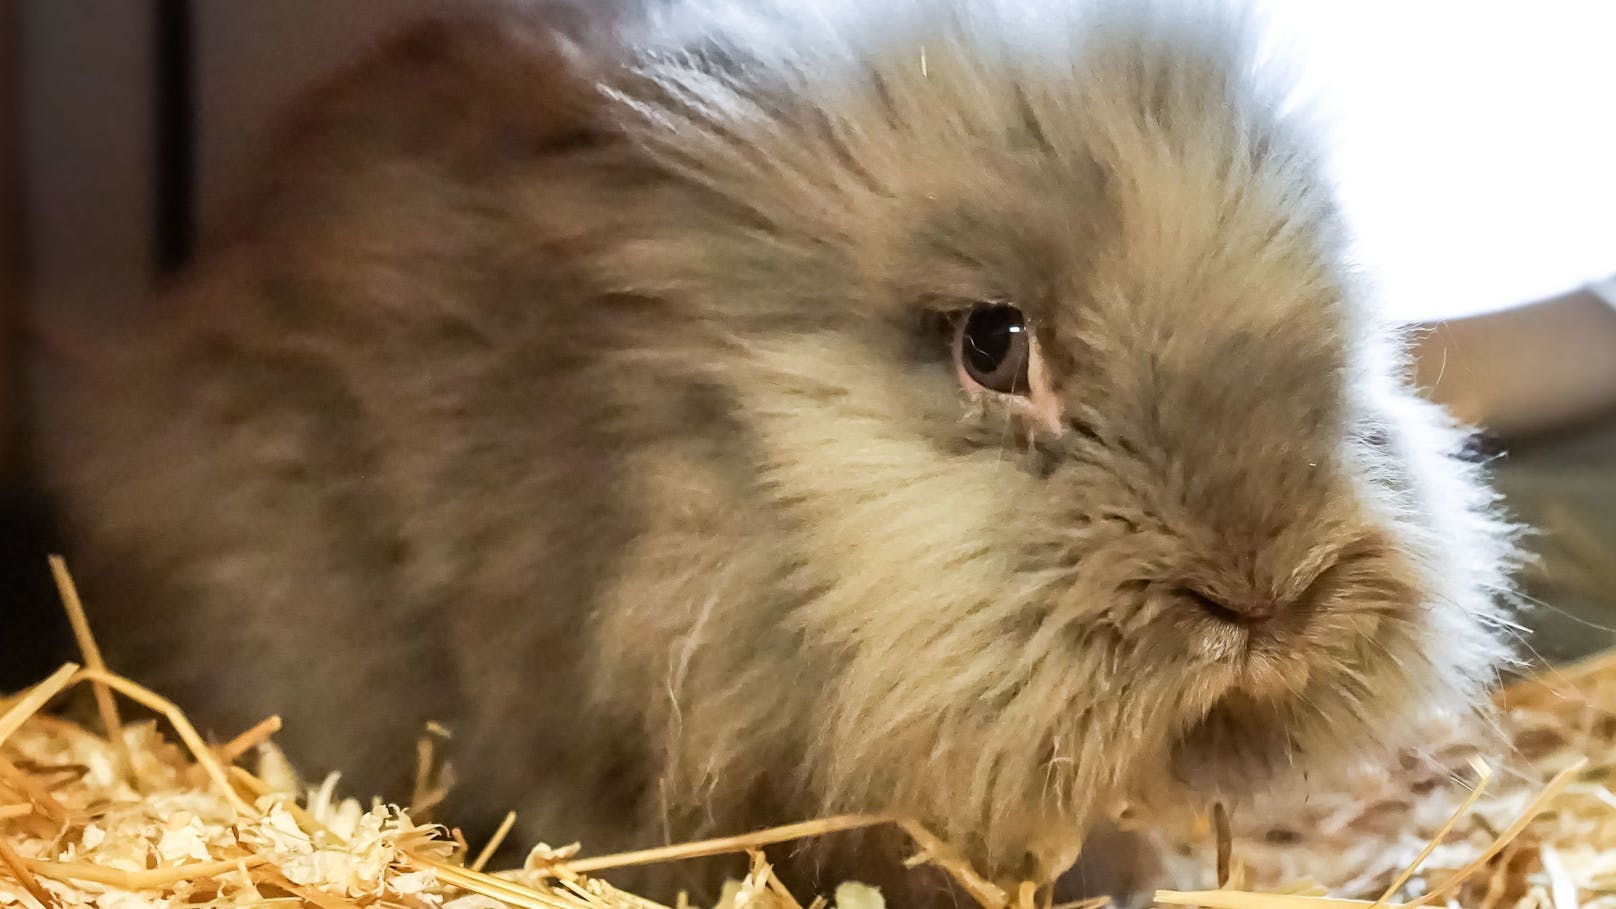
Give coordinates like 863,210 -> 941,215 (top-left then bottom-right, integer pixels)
1257,1 -> 1616,321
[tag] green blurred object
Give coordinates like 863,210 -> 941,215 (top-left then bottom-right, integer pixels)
1490,414 -> 1616,668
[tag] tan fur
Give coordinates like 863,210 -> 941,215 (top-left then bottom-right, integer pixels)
35,1 -> 1521,904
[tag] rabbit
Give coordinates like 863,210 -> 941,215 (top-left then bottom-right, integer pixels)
35,0 -> 1522,904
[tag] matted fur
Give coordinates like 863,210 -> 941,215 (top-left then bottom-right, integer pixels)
35,0 -> 1521,903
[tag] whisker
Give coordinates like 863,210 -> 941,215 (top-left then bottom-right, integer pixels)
1509,588 -> 1616,634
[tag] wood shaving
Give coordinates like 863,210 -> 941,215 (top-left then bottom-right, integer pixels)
8,561 -> 1616,909
1154,651 -> 1616,909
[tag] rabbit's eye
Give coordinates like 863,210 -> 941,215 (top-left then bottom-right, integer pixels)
944,300 -> 1064,436
957,303 -> 1031,395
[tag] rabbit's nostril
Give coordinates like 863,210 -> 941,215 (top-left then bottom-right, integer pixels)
1176,586 -> 1255,626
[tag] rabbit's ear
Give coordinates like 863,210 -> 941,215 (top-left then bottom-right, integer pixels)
200,6 -> 646,249
272,10 -> 615,157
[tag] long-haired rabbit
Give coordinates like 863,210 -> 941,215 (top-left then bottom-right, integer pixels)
37,0 -> 1520,903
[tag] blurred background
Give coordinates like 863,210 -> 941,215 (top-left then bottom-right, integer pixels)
2,1 -> 1614,690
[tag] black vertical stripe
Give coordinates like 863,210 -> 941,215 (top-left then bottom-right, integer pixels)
154,0 -> 194,274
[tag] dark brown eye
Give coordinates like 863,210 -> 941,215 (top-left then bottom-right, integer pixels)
958,303 -> 1031,394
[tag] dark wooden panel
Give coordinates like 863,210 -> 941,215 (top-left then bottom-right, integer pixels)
2,0 -> 20,479
7,0 -> 157,690
19,0 -> 157,331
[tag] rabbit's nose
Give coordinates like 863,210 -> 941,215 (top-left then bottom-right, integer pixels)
1174,586 -> 1274,627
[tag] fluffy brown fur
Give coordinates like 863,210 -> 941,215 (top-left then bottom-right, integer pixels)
35,0 -> 1521,904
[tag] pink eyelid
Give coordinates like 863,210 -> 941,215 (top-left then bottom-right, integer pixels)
952,328 -> 1065,438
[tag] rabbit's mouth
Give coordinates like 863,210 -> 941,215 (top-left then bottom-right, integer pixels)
1167,691 -> 1308,795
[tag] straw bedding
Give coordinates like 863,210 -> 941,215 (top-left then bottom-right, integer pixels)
4,559 -> 1615,909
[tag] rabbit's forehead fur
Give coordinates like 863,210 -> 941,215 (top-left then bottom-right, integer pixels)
604,0 -> 1515,866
